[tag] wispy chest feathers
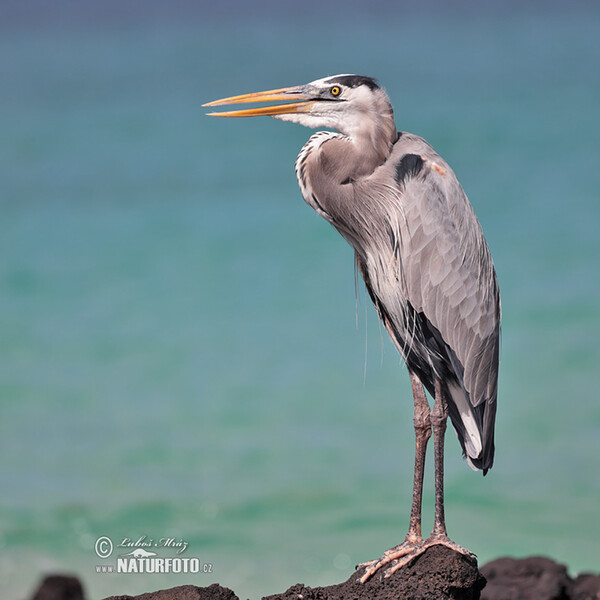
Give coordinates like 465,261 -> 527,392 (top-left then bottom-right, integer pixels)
295,96 -> 396,199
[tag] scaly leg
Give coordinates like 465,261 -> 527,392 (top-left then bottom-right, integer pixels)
406,371 -> 432,542
359,372 -> 431,582
360,377 -> 472,582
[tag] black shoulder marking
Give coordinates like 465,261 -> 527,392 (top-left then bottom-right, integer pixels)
324,75 -> 379,90
394,153 -> 424,185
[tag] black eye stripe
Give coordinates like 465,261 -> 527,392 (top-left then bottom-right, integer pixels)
324,75 -> 379,90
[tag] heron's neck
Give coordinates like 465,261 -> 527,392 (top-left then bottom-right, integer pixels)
335,102 -> 397,179
354,118 -> 396,174
295,106 -> 397,226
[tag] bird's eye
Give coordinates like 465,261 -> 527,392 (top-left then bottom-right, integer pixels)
330,86 -> 341,97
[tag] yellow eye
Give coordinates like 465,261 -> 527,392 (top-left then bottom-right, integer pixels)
330,86 -> 341,97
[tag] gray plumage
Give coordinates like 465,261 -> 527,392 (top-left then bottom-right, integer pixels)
204,74 -> 501,576
294,82 -> 500,473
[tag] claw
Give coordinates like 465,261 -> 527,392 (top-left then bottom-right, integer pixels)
359,535 -> 473,583
359,540 -> 420,583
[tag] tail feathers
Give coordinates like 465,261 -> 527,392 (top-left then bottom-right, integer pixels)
447,382 -> 496,475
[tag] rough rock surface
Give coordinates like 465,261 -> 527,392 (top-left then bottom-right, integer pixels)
104,583 -> 238,600
569,573 -> 600,600
480,556 -> 571,599
30,575 -> 86,600
29,549 -> 600,600
264,545 -> 484,600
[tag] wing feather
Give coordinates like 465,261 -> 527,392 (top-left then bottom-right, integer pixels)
399,148 -> 500,411
297,129 -> 500,471
355,134 -> 500,470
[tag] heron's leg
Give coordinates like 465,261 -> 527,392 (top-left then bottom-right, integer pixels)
359,377 -> 472,583
431,377 -> 448,536
406,371 -> 431,542
381,378 -> 472,579
358,372 -> 431,582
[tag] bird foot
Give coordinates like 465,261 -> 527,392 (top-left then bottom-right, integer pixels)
358,533 -> 473,583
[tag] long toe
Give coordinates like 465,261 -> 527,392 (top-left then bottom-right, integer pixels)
383,534 -> 473,578
359,539 -> 424,583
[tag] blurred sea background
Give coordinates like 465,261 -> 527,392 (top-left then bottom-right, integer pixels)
1,1 -> 599,598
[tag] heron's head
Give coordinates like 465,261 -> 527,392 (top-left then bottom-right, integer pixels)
204,74 -> 394,139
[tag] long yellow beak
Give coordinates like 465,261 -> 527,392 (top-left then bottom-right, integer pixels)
203,85 -> 314,117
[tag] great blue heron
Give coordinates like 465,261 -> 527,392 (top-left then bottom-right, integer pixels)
204,74 -> 500,581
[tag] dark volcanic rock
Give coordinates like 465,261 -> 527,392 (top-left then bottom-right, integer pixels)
568,573 -> 600,600
31,575 -> 85,600
98,547 -> 483,600
480,556 -> 571,600
44,551 -> 600,600
264,545 -> 486,600
103,583 -> 239,600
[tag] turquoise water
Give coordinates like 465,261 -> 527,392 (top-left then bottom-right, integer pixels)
1,2 -> 599,598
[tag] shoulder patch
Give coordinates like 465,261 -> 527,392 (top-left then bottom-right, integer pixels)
394,153 -> 424,185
